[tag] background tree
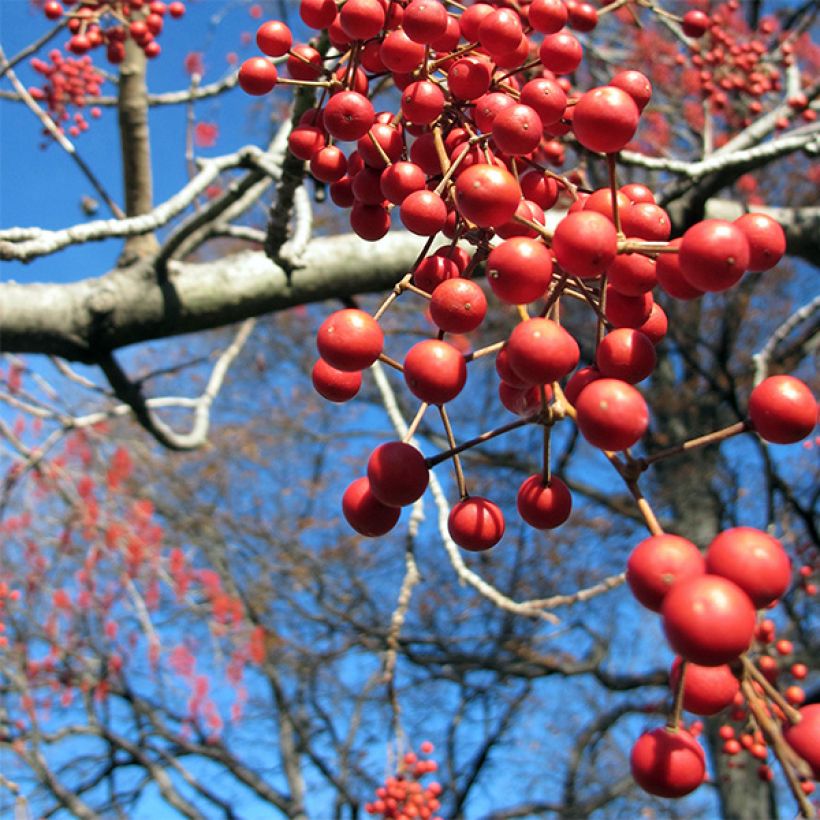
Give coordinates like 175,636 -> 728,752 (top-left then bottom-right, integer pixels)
0,0 -> 818,818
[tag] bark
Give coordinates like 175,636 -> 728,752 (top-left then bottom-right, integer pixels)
118,38 -> 159,263
0,232 -> 426,361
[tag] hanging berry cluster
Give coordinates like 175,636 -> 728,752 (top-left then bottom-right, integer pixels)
364,743 -> 443,820
40,0 -> 186,62
238,0 -> 819,812
29,50 -> 104,139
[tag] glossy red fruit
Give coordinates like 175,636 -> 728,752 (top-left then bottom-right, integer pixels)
607,250 -> 657,296
626,534 -> 705,612
301,0 -> 337,29
498,382 -> 542,416
287,45 -> 323,80
380,29 -> 426,73
517,475 -> 572,529
310,145 -> 348,182
734,213 -> 786,272
429,279 -> 488,334
486,238 -> 553,305
350,202 -> 391,241
367,442 -> 429,507
358,123 -> 402,169
519,171 -> 560,210
575,378 -> 649,451
455,164 -> 521,228
401,80 -> 445,124
324,91 -> 375,142
342,477 -> 401,537
630,727 -> 705,798
610,70 -> 652,111
595,328 -> 657,383
477,8 -> 523,57
316,309 -> 384,371
638,303 -> 668,345
339,0 -> 385,40
413,254 -> 459,293
448,496 -> 505,551
748,375 -> 817,444
552,211 -> 618,278
656,239 -> 704,299
682,9 -> 710,37
311,358 -> 362,402
572,85 -> 640,154
238,57 -> 278,95
403,0 -> 449,43
605,286 -> 653,328
662,574 -> 757,665
784,704 -> 820,779
403,340 -> 467,404
380,161 -> 426,204
678,219 -> 750,293
492,104 -> 543,156
256,20 -> 292,57
448,56 -> 492,101
506,318 -> 580,386
400,190 -> 448,236
539,31 -> 583,75
527,0 -> 567,34
520,77 -> 567,127
670,657 -> 740,716
706,527 -> 792,609
564,365 -> 601,405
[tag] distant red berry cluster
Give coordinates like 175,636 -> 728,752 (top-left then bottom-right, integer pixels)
40,0 -> 186,63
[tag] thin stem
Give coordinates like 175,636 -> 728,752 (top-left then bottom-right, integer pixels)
667,661 -> 687,730
607,153 -> 623,236
402,403 -> 429,443
640,421 -> 750,469
425,415 -> 538,468
438,405 -> 467,499
378,353 -> 404,372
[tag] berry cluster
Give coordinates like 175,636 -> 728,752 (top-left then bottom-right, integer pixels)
627,527 -> 818,798
678,0 -> 816,131
40,0 -> 186,62
29,50 -> 103,138
237,0 -> 818,808
365,743 -> 442,819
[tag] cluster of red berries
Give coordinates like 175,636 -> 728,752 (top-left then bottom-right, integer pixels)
365,743 -> 443,819
678,0 -> 816,130
41,0 -> 186,62
626,527 -> 819,799
237,0 -> 818,806
29,50 -> 103,138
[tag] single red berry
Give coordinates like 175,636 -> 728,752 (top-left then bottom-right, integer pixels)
448,496 -> 505,551
572,85 -> 640,154
670,657 -> 740,716
575,378 -> 649,451
342,477 -> 400,537
661,574 -> 757,665
706,526 -> 792,609
403,340 -> 467,404
626,534 -> 705,612
316,309 -> 383,371
455,164 -> 521,229
367,442 -> 429,507
429,279 -> 488,334
486,238 -> 553,305
238,57 -> 278,95
517,475 -> 572,529
630,727 -> 705,798
678,219 -> 750,293
733,213 -> 786,272
311,358 -> 362,402
552,211 -> 618,279
506,318 -> 580,386
748,375 -> 817,444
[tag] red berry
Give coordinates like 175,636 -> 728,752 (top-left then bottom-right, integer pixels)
517,475 -> 572,529
627,534 -> 705,612
311,358 -> 362,402
670,657 -> 740,716
661,575 -> 757,665
238,57 -> 278,96
367,442 -> 429,507
403,340 -> 467,404
630,727 -> 705,798
552,211 -> 618,279
733,213 -> 786,272
486,238 -> 553,305
448,496 -> 505,551
678,219 -> 750,293
572,85 -> 640,154
705,527 -> 792,609
454,164 -> 521,229
748,375 -> 817,444
429,279 -> 488,334
316,309 -> 384,371
506,318 -> 580,386
342,477 -> 401,537
575,378 -> 649,451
